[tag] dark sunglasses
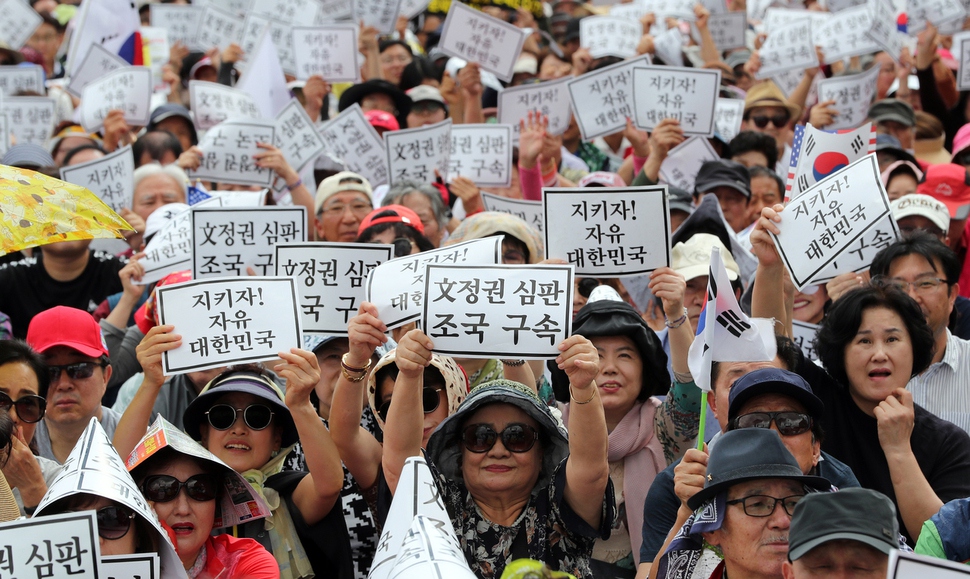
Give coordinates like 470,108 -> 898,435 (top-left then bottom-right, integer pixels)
731,411 -> 813,436
142,474 -> 219,503
0,392 -> 45,423
377,387 -> 443,422
749,112 -> 790,128
95,505 -> 136,540
205,404 -> 274,431
47,361 -> 102,382
461,423 -> 539,453
391,237 -> 416,257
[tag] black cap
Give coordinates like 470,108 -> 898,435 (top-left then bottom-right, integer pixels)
788,488 -> 899,561
728,368 -> 824,422
694,159 -> 751,199
687,428 -> 830,510
338,79 -> 412,119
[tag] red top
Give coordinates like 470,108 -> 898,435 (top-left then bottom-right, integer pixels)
199,534 -> 279,579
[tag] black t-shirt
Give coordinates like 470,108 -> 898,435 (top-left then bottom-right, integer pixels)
0,250 -> 125,338
796,350 -> 970,544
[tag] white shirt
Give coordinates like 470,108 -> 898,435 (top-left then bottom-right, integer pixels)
907,330 -> 970,433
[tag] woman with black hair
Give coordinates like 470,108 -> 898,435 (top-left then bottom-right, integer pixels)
356,205 -> 435,256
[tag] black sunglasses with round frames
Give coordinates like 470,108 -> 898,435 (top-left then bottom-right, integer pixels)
730,411 -> 813,436
0,392 -> 46,423
205,404 -> 274,431
461,423 -> 539,454
377,386 -> 443,422
142,474 -> 220,503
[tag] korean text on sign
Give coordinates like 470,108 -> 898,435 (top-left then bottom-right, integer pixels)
497,76 -> 572,138
59,145 -> 135,215
189,80 -> 262,130
0,65 -> 43,96
319,104 -> 389,187
384,118 -> 452,187
449,124 -> 513,187
437,2 -> 528,82
150,4 -> 204,48
543,186 -> 671,276
66,43 -> 128,98
275,99 -> 327,174
580,16 -> 640,59
422,264 -> 574,359
633,66 -> 720,137
0,512 -> 99,579
815,65 -> 879,131
191,119 -> 278,187
192,206 -> 307,279
0,96 -> 55,146
276,242 -> 393,335
157,277 -> 302,373
0,0 -> 42,50
366,237 -> 502,330
292,25 -> 360,82
480,192 -> 543,233
79,67 -> 153,133
567,54 -> 651,141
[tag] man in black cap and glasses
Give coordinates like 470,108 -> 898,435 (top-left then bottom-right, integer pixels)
655,428 -> 830,579
783,488 -> 899,579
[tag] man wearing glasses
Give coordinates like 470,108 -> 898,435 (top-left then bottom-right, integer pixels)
313,171 -> 374,243
26,306 -> 121,464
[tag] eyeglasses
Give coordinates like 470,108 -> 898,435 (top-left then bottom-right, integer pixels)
142,474 -> 219,503
0,392 -> 46,423
749,113 -> 790,129
726,494 -> 804,517
320,201 -> 372,218
377,386 -> 443,422
887,277 -> 948,294
205,404 -> 274,431
731,411 -> 813,436
94,505 -> 136,540
47,362 -> 103,382
461,423 -> 539,453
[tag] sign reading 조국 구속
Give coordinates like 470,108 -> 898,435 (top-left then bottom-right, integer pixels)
192,205 -> 306,279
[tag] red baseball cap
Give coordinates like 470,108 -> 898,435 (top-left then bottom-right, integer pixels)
364,109 -> 400,132
917,163 -> 970,218
357,204 -> 425,236
27,306 -> 109,358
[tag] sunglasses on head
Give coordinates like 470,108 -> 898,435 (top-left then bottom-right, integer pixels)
48,361 -> 102,382
749,113 -> 790,129
377,386 -> 443,422
95,505 -> 136,540
142,474 -> 219,503
461,423 -> 539,453
0,392 -> 45,423
731,411 -> 813,436
205,404 -> 274,431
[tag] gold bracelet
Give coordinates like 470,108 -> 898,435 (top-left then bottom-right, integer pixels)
341,353 -> 372,382
569,384 -> 596,405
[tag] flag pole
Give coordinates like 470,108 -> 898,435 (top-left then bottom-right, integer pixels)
697,391 -> 707,450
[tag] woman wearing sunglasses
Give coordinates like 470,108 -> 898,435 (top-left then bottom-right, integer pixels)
0,340 -> 57,516
128,423 -> 278,578
40,493 -> 158,557
356,205 -> 435,257
381,329 -> 613,578
116,343 -> 350,579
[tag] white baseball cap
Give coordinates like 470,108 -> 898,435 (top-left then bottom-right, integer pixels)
891,194 -> 950,233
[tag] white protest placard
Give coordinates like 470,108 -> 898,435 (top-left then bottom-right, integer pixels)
199,0 -> 255,17
369,457 -> 455,579
806,214 -> 898,284
399,0 -> 430,19
189,80 -> 262,130
770,154 -> 892,290
692,12 -> 747,53
888,548 -> 970,579
276,242 -> 393,335
580,16 -> 641,59
157,276 -> 302,373
747,0 -> 774,24
791,319 -> 819,360
497,76 -> 572,138
195,4 -> 245,50
101,554 -> 160,579
211,189 -> 266,207
653,28 -> 685,68
251,0 -> 320,23
659,136 -> 720,192
315,0 -> 354,23
786,123 -> 876,199
275,99 -> 327,174
33,419 -> 184,579
907,0 -> 966,31
828,0 -> 866,11
151,4 -> 204,49
544,187 -> 671,276
0,0 -> 42,50
763,8 -> 831,32
319,104 -> 389,187
139,202 -> 221,285
0,96 -> 55,146
609,3 -> 651,19
772,68 -> 806,99
813,6 -> 879,63
356,0 -> 404,34
816,65 -> 880,130
386,516 -> 475,579
79,67 -> 153,133
956,31 -> 970,91
67,43 -> 129,98
481,192 -> 544,233
0,65 -> 44,96
191,119 -> 278,187
866,0 -> 903,64
0,115 -> 9,156
643,0 -> 697,20
756,20 -> 816,79
384,118 -> 452,186
449,124 -> 512,187
437,2 -> 528,82
292,25 -> 360,82
192,206 -> 306,279
59,145 -> 135,215
239,15 -> 297,77
423,264 -> 574,358
715,98 -> 744,142
366,237 -> 502,329
633,66 -> 720,137
568,54 -> 652,141
0,512 -> 100,579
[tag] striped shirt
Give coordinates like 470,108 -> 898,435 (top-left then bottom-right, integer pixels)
908,330 -> 970,433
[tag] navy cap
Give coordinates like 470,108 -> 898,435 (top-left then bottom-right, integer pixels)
728,367 -> 824,422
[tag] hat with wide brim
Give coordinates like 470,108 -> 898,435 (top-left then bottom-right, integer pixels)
426,380 -> 568,493
183,371 -> 298,447
338,80 -> 412,118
